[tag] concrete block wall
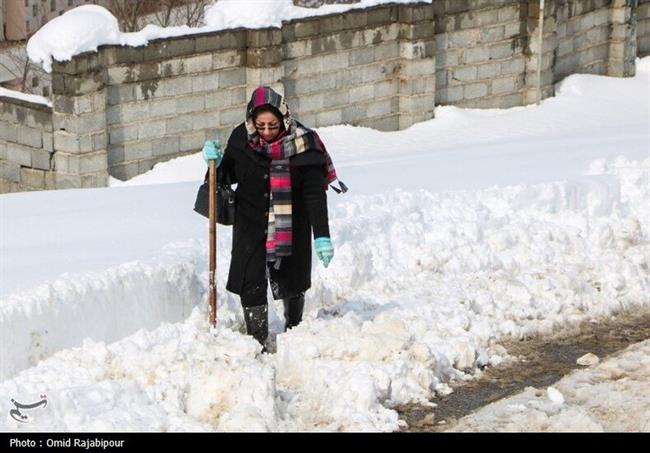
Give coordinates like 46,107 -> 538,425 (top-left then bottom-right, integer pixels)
0,97 -> 53,193
638,0 -> 650,57
48,2 -> 435,183
523,0 -> 638,104
50,53 -> 109,189
101,31 -> 251,180
434,0 -> 527,109
282,4 -> 435,132
1,1 -> 644,193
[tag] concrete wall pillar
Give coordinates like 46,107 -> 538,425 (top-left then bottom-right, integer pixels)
51,54 -> 109,189
608,0 -> 637,77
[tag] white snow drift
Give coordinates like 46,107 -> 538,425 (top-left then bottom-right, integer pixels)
1,57 -> 648,430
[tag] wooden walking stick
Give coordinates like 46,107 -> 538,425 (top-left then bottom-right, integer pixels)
208,158 -> 217,328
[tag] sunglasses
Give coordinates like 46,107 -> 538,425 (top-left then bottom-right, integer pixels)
255,123 -> 281,131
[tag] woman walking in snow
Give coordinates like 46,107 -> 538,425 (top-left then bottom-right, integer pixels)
202,86 -> 343,351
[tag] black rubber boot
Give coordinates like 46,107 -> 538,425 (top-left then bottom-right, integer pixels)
283,293 -> 305,332
243,305 -> 268,352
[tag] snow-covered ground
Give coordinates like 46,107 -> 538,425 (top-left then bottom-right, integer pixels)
450,340 -> 650,432
1,58 -> 648,431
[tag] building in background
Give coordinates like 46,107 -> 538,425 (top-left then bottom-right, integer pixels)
3,0 -> 110,41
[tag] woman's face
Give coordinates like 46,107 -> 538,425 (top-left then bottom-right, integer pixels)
254,111 -> 282,142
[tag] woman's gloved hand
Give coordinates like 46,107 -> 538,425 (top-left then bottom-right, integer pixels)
202,140 -> 223,166
314,237 -> 334,268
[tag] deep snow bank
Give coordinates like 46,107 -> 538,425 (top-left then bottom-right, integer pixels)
1,156 -> 647,431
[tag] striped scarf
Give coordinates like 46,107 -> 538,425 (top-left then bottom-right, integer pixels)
245,86 -> 345,263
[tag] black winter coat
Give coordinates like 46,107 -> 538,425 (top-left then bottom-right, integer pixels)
218,123 -> 330,298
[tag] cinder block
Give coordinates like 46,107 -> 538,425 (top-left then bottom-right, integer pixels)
447,30 -> 480,48
350,47 -> 375,66
480,26 -> 505,43
437,86 -> 464,104
316,109 -> 342,127
463,46 -> 490,64
335,68 -> 363,88
124,142 -> 152,161
191,72 -> 220,93
0,160 -> 20,183
318,52 -> 350,72
109,162 -> 140,181
180,132 -> 206,152
342,104 -> 366,123
31,149 -> 52,170
161,76 -> 193,97
25,109 -> 53,129
374,42 -> 400,61
373,79 -> 398,98
80,172 -> 108,188
53,152 -> 79,173
192,112 -> 218,131
464,83 -> 488,99
19,167 -> 45,189
323,91 -> 350,109
93,132 -> 107,151
151,136 -> 181,157
285,57 -> 323,77
500,57 -> 526,75
79,152 -> 108,174
453,66 -> 478,82
116,102 -> 149,123
498,5 -> 519,23
492,76 -> 516,95
212,50 -> 245,70
107,84 -> 136,105
403,58 -> 435,77
436,49 -> 460,67
147,98 -> 174,118
184,53 -> 214,74
218,68 -> 247,88
477,62 -> 500,79
0,121 -> 17,142
298,92 -> 325,112
359,114 -> 398,131
360,64 -> 387,83
167,116 -> 194,135
138,120 -> 166,140
174,95 -> 205,115
218,106 -> 243,126
16,126 -> 42,148
350,85 -> 374,103
498,93 -> 523,109
7,143 -> 32,166
367,98 -> 395,117
107,145 -> 125,166
108,125 -> 138,145
284,40 -> 311,60
490,42 -> 514,60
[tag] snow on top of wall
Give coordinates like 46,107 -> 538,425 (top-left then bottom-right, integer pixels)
0,87 -> 52,107
27,0 -> 431,73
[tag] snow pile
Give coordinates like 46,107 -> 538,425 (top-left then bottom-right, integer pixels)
450,340 -> 650,432
27,0 -> 430,73
1,156 -> 647,431
26,5 -> 145,73
1,58 -> 648,431
0,310 -> 274,432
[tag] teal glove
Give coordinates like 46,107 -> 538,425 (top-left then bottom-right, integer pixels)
314,237 -> 334,268
202,140 -> 223,166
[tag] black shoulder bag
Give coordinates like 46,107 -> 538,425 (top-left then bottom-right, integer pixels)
193,170 -> 236,225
